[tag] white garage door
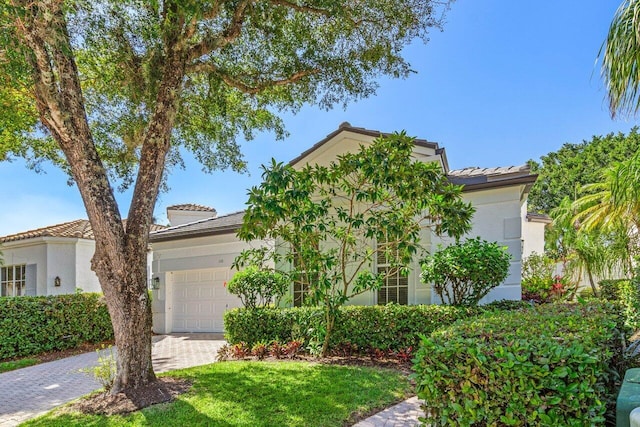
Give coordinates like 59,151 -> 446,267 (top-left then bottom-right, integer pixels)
171,268 -> 242,332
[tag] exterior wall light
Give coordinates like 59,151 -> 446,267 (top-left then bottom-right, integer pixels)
151,277 -> 160,290
54,276 -> 61,287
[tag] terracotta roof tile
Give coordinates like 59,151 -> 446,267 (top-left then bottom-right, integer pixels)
1,220 -> 167,243
166,203 -> 216,212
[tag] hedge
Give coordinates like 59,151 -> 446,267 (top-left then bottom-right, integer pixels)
413,302 -> 626,426
223,301 -> 531,353
0,293 -> 114,359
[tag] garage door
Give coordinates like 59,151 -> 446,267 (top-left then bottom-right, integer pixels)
171,268 -> 242,332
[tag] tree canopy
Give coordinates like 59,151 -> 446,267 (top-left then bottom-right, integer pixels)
527,128 -> 640,213
1,0 -> 453,181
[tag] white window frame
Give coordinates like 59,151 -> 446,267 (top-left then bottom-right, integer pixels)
1,265 -> 27,297
375,238 -> 409,305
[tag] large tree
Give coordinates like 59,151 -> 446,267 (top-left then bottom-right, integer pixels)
0,0 -> 454,394
527,129 -> 640,213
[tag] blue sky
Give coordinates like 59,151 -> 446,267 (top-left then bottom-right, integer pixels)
0,1 -> 638,236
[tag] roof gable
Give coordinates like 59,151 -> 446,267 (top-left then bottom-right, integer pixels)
288,122 -> 443,169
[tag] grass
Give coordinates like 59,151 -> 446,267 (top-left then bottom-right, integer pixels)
24,361 -> 413,427
0,358 -> 38,373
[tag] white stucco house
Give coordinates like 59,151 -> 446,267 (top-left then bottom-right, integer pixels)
149,123 -> 543,333
0,218 -> 169,297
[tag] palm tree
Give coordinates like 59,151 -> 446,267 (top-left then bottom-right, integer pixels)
569,152 -> 640,280
573,151 -> 640,234
549,198 -> 630,296
601,0 -> 640,117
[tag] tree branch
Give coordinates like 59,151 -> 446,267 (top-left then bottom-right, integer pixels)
187,0 -> 252,61
268,0 -> 332,17
187,61 -> 319,94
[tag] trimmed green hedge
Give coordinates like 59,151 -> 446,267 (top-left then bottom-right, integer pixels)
224,301 -> 531,353
413,302 -> 626,426
0,293 -> 114,359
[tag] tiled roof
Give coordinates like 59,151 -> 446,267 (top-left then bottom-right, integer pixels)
150,211 -> 245,242
447,165 -> 537,191
1,220 -> 167,243
166,203 -> 216,212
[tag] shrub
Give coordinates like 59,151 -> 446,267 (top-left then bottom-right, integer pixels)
251,342 -> 269,360
226,266 -> 289,309
413,302 -> 627,426
600,278 -> 640,331
421,237 -> 511,306
269,341 -> 286,359
216,344 -> 231,361
521,252 -> 556,302
224,304 -> 480,354
0,293 -> 114,359
230,342 -> 251,359
480,299 -> 533,312
284,340 -> 303,358
81,345 -> 116,392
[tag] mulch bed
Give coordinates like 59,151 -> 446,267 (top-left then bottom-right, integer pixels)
65,377 -> 192,416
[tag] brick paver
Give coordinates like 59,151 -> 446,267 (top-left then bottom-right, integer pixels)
0,334 -> 225,427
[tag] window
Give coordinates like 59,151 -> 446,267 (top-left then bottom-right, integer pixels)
376,239 -> 408,305
1,265 -> 26,297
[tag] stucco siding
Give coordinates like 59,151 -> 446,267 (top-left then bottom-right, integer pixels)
46,241 -> 78,295
75,240 -> 101,293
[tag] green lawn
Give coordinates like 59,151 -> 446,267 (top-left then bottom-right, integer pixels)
24,361 -> 412,427
0,358 -> 38,373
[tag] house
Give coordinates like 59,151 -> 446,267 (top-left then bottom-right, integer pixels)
148,123 -> 541,333
0,219 -> 167,297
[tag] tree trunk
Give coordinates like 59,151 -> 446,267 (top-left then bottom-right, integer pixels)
15,0 -> 185,394
586,265 -> 599,298
321,307 -> 334,357
98,255 -> 155,393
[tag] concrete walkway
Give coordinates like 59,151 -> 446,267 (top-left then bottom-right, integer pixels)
353,396 -> 423,427
0,334 -> 226,427
0,334 -> 422,426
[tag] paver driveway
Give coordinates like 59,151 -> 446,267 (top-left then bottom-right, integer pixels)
0,334 -> 225,427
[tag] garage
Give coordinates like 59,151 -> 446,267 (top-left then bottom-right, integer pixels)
170,268 -> 242,333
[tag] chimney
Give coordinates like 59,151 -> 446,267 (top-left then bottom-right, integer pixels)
166,204 -> 217,226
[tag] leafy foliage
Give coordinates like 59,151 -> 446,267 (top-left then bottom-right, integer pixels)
601,0 -> 640,117
599,277 -> 640,331
0,293 -> 113,359
548,196 -> 632,298
236,132 -> 474,355
226,266 -> 288,309
224,304 -> 482,354
81,346 -> 117,392
413,302 -> 627,426
521,252 -> 575,303
528,129 -> 640,213
1,0 -> 455,182
420,237 -> 511,306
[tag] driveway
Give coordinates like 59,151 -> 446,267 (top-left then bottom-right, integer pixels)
0,334 -> 226,427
